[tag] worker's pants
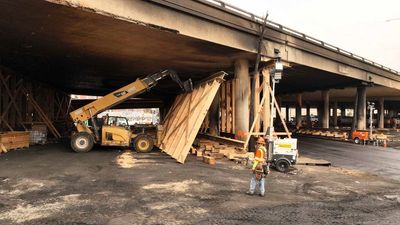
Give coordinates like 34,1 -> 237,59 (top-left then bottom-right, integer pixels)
249,174 -> 265,195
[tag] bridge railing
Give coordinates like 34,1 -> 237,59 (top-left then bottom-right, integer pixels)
201,0 -> 399,75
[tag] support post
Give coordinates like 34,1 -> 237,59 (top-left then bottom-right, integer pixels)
357,86 -> 367,130
296,94 -> 302,129
234,59 -> 249,140
378,97 -> 384,129
332,101 -> 338,127
285,105 -> 290,123
321,90 -> 330,129
340,106 -> 346,117
306,104 -> 311,127
262,68 -> 270,133
209,93 -> 220,135
254,72 -> 260,132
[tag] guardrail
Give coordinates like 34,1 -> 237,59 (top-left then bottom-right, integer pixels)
201,0 -> 399,75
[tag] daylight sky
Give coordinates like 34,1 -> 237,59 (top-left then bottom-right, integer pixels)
223,0 -> 400,71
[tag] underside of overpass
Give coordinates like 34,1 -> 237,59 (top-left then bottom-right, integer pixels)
0,0 -> 399,135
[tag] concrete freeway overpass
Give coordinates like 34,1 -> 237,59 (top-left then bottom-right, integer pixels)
0,0 -> 399,135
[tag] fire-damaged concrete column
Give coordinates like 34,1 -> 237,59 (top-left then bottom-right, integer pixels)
306,104 -> 311,127
234,59 -> 249,140
285,105 -> 290,123
209,93 -> 220,135
296,94 -> 302,128
341,106 -> 346,117
357,86 -> 367,130
321,90 -> 330,128
378,97 -> 385,129
332,101 -> 338,127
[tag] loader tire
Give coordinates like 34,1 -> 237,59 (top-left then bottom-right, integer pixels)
71,132 -> 94,153
134,134 -> 154,153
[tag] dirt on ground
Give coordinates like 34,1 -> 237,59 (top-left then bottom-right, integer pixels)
0,143 -> 399,225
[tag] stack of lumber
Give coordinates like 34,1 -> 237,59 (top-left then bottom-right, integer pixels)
296,129 -> 349,141
191,139 -> 254,165
373,133 -> 388,141
0,131 -> 30,154
333,131 -> 348,140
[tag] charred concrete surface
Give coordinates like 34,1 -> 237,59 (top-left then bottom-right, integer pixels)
0,143 -> 400,225
1,0 -> 399,98
0,0 -> 252,95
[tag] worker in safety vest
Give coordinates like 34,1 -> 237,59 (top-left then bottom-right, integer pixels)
246,136 -> 267,196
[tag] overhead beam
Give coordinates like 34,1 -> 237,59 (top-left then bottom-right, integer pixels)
47,0 -> 400,89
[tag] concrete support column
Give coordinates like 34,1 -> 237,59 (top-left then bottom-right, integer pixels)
378,97 -> 384,129
356,86 -> 367,130
296,94 -> 302,128
332,101 -> 338,127
285,105 -> 290,123
209,93 -> 220,136
234,59 -> 249,140
321,90 -> 330,129
317,104 -> 322,127
340,106 -> 346,117
306,104 -> 311,127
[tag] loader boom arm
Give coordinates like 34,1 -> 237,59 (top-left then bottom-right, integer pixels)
70,70 -> 192,134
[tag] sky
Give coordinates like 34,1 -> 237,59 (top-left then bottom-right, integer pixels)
223,0 -> 400,71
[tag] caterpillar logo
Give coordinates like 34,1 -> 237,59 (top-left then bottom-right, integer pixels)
114,91 -> 128,97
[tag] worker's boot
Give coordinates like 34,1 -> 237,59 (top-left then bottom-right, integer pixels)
259,193 -> 265,197
246,191 -> 254,196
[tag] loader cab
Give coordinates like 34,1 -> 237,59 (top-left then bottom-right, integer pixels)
101,115 -> 132,147
103,115 -> 130,129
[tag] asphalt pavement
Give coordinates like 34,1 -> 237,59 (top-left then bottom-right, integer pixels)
298,137 -> 400,181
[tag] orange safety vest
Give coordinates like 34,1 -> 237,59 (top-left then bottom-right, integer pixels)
252,145 -> 266,170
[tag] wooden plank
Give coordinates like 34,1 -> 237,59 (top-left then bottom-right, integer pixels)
0,74 -> 27,130
159,95 -> 185,142
268,85 -> 291,138
162,83 -> 206,152
220,82 -> 226,132
176,79 -> 223,163
297,157 -> 331,166
171,82 -> 213,160
231,79 -> 236,133
254,72 -> 260,132
262,68 -> 271,132
161,83 -> 204,152
197,133 -> 245,148
168,89 -> 201,157
244,84 -> 269,150
159,72 -> 226,163
0,73 -> 11,131
226,80 -> 232,133
25,91 -> 61,138
203,156 -> 216,165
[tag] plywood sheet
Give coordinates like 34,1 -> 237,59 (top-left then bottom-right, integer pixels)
158,72 -> 226,163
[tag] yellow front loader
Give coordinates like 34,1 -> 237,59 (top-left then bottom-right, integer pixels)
69,70 -> 192,153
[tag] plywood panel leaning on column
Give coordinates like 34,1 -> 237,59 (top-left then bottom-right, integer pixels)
158,72 -> 227,163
